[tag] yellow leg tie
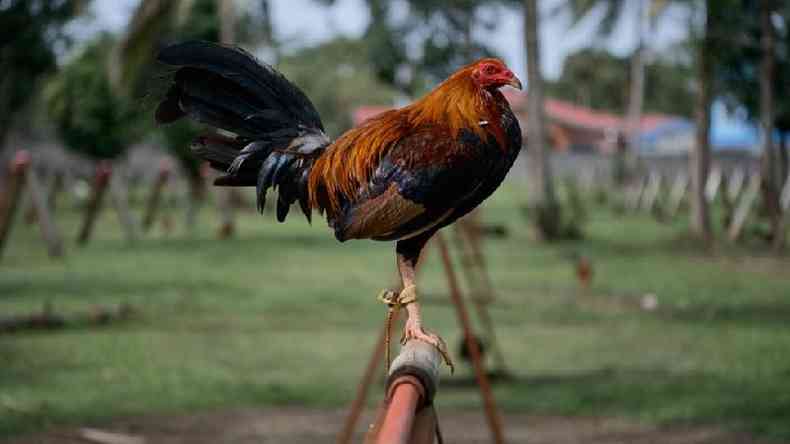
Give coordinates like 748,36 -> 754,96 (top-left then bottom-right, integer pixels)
387,285 -> 454,373
377,285 -> 419,373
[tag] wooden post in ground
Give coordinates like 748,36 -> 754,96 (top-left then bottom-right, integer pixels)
23,167 -> 47,224
185,163 -> 209,233
108,166 -> 139,244
774,172 -> 790,250
25,164 -> 64,258
77,162 -> 112,246
47,170 -> 64,213
640,171 -> 661,213
729,173 -> 762,242
667,173 -> 689,217
624,179 -> 644,212
727,169 -> 746,203
142,159 -> 172,233
0,151 -> 31,259
705,166 -> 722,203
216,189 -> 236,239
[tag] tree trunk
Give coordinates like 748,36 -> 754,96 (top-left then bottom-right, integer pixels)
625,0 -> 647,182
690,0 -> 713,243
759,0 -> 784,250
524,0 -> 557,236
780,132 -> 788,188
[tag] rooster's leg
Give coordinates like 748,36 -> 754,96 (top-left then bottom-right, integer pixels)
395,236 -> 454,371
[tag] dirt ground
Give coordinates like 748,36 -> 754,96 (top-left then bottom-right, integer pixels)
5,408 -> 786,444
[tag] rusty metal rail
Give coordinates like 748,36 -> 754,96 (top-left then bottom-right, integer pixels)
364,340 -> 442,444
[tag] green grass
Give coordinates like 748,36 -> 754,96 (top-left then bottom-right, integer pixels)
2,185 -> 790,440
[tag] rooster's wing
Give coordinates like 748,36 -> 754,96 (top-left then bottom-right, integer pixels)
334,126 -> 510,242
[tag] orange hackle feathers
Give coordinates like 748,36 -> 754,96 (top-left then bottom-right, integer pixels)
308,58 -> 509,216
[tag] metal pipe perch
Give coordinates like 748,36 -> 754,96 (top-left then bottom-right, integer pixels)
365,340 -> 443,444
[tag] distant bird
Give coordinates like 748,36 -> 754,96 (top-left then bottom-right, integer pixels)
155,41 -> 522,368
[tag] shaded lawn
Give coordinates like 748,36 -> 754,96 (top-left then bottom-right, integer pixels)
1,184 -> 790,440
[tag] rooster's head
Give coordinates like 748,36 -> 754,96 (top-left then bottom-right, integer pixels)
470,59 -> 522,91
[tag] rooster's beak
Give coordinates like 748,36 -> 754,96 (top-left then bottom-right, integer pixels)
507,76 -> 523,90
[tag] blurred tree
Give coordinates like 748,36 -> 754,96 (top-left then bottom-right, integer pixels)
45,34 -> 147,245
277,38 -> 398,137
112,0 -> 274,94
0,0 -> 85,151
715,0 -> 789,248
316,0 -> 507,95
116,0 -> 274,234
158,0 -> 222,230
758,0 -> 782,249
524,0 -> 560,240
546,48 -> 695,117
689,0 -> 736,243
564,0 -> 672,183
45,35 -> 146,160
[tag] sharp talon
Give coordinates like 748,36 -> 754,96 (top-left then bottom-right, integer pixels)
433,336 -> 455,374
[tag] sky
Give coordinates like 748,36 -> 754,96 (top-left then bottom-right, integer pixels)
81,0 -> 692,81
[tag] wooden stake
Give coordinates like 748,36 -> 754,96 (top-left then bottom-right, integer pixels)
77,163 -> 111,246
216,188 -> 236,239
640,172 -> 662,213
185,164 -> 209,232
705,167 -> 723,202
0,151 -> 31,259
624,179 -> 644,212
774,172 -> 790,250
108,166 -> 139,244
25,165 -> 64,258
729,173 -> 762,242
780,172 -> 790,212
142,159 -> 172,233
667,173 -> 689,217
727,169 -> 746,203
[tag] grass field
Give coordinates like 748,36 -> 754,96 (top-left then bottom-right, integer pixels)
2,184 -> 790,440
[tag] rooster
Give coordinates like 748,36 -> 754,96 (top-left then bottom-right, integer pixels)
155,41 -> 522,368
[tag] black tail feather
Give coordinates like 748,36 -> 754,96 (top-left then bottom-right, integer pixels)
156,40 -> 329,222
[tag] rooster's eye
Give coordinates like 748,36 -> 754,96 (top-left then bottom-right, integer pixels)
485,65 -> 496,74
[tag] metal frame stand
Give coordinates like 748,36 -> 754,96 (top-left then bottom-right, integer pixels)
338,227 -> 507,444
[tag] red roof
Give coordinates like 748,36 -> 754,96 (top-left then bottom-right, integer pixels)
503,89 -> 673,132
353,91 -> 676,133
